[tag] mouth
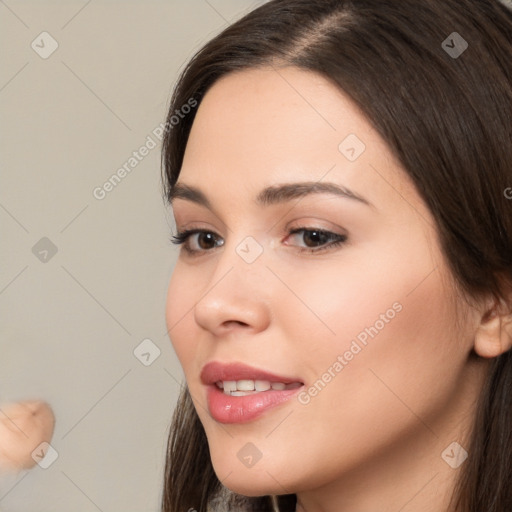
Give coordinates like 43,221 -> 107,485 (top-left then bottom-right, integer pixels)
200,361 -> 304,424
214,379 -> 302,396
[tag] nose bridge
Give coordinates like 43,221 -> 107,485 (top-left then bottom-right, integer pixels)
212,230 -> 268,284
193,233 -> 270,335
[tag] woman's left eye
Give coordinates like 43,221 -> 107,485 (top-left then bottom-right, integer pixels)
285,228 -> 347,253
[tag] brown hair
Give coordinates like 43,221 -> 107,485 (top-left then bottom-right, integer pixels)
160,1 -> 512,510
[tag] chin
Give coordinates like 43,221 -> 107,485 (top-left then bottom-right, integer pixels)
210,455 -> 295,497
220,477 -> 282,498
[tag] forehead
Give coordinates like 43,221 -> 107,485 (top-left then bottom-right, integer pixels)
184,66 -> 371,171
178,66 -> 423,217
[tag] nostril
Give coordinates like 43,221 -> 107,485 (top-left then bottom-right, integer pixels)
223,320 -> 250,328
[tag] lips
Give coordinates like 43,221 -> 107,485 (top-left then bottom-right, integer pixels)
200,361 -> 303,385
200,361 -> 304,424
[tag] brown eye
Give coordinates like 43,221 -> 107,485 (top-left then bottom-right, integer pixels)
170,229 -> 224,255
196,232 -> 218,249
302,230 -> 331,247
286,228 -> 347,253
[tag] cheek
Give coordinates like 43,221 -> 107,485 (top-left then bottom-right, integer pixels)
278,217 -> 447,361
295,256 -> 463,443
274,231 -> 463,436
241,270 -> 463,493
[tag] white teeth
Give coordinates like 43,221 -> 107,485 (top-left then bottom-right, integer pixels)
236,379 -> 255,391
218,379 -> 301,395
255,380 -> 271,391
223,381 -> 237,393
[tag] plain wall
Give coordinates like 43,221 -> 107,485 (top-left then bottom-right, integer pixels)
0,1 -> 264,511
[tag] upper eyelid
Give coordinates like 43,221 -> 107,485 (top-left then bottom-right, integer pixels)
172,213 -> 231,235
175,225 -> 342,236
174,214 -> 346,232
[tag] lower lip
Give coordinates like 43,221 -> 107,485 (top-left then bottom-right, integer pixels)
206,384 -> 303,424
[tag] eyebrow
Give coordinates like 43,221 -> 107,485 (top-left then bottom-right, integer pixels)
169,181 -> 373,209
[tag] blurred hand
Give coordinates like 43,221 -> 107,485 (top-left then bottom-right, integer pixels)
0,400 -> 55,472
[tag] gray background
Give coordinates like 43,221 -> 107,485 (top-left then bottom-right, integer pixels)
0,1 -> 265,511
2,0 -> 511,511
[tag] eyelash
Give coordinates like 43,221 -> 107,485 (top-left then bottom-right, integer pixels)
170,227 -> 347,256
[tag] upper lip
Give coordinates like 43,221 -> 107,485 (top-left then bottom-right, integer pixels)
200,361 -> 303,385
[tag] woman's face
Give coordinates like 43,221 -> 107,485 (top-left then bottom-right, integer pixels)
166,67 -> 482,504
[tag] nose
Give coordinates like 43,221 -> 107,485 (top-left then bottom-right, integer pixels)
193,252 -> 271,338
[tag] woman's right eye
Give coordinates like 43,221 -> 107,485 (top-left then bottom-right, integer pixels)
170,229 -> 224,255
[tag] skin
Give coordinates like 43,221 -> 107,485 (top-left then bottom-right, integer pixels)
166,66 -> 512,512
0,400 -> 55,472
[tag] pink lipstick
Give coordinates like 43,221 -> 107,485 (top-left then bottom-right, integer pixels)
201,361 -> 304,424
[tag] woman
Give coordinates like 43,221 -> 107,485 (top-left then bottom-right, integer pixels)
160,0 -> 512,510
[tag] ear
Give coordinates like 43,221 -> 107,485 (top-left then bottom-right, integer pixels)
474,294 -> 512,359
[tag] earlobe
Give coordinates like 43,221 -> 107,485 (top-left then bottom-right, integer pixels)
474,298 -> 512,359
